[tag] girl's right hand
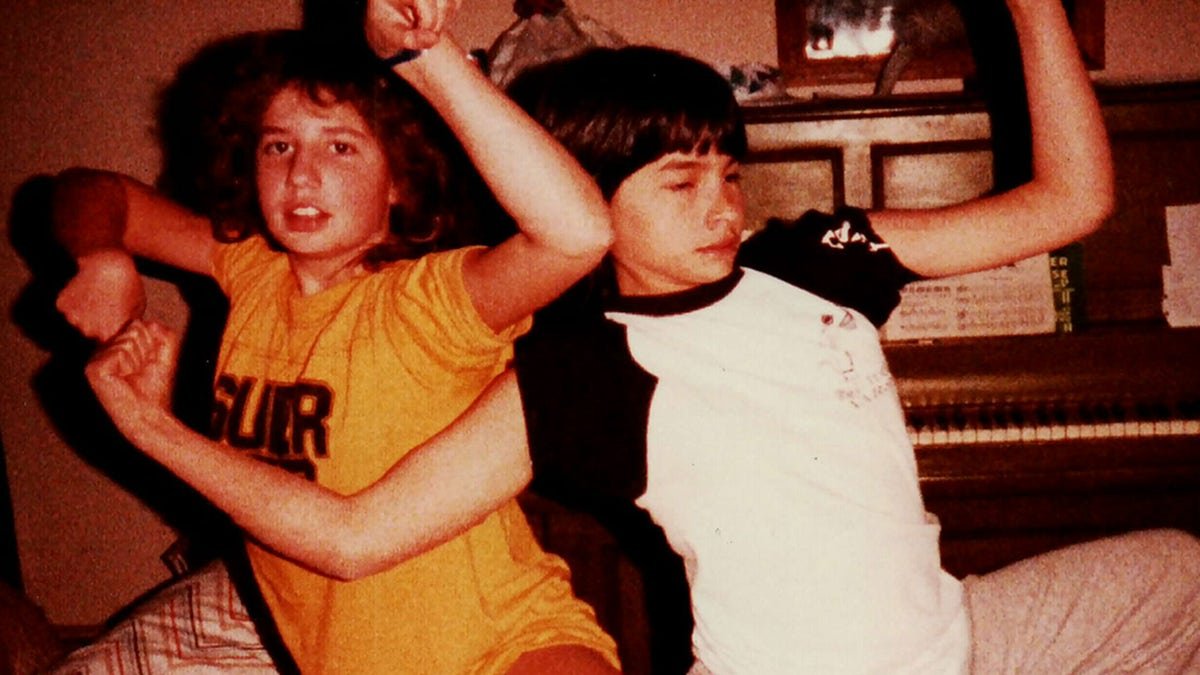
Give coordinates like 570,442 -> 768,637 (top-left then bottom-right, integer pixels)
365,0 -> 463,57
56,249 -> 146,341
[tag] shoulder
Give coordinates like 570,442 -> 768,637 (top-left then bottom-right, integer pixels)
739,207 -> 896,267
737,207 -> 920,327
515,311 -> 624,385
373,246 -> 481,292
375,246 -> 531,348
212,237 -> 287,292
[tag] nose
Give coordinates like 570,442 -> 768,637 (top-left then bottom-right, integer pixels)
287,147 -> 319,188
706,181 -> 744,233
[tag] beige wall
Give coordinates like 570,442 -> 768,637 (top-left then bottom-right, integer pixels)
2,0 -> 1199,627
0,0 -> 301,626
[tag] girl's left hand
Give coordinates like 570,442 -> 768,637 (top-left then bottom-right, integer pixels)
85,320 -> 181,437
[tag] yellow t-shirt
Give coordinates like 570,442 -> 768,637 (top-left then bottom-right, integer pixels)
211,238 -> 617,674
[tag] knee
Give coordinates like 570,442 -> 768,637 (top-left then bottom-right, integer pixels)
1129,528 -> 1200,556
1120,528 -> 1200,583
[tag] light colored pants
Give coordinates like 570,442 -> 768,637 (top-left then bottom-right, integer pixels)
965,528 -> 1200,674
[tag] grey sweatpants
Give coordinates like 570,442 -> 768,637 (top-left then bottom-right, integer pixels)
965,528 -> 1200,674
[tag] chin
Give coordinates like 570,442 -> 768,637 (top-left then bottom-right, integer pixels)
702,259 -> 737,280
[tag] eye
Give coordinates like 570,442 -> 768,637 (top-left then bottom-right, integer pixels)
724,171 -> 742,184
666,180 -> 696,192
331,141 -> 355,155
261,140 -> 290,156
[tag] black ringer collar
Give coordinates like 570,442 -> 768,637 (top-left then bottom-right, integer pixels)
606,268 -> 744,317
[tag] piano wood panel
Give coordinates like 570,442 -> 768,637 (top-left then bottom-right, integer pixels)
741,146 -> 844,230
872,139 -> 993,210
1082,129 -> 1200,324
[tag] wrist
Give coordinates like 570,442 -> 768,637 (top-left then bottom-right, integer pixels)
126,404 -> 185,456
77,248 -> 137,273
382,48 -> 423,67
381,37 -> 461,70
381,40 -> 468,93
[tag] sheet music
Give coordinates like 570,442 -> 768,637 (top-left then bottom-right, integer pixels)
1164,203 -> 1200,327
882,253 -> 1056,340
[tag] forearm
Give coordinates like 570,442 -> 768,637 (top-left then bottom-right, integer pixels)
125,371 -> 533,581
394,41 -> 611,257
876,0 -> 1115,277
1009,0 -> 1114,225
124,408 -> 370,577
52,168 -> 217,273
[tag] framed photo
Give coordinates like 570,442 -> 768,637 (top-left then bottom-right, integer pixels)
775,0 -> 1104,90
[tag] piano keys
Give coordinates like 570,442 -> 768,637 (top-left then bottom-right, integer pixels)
905,398 -> 1200,447
884,326 -> 1200,575
887,326 -> 1200,448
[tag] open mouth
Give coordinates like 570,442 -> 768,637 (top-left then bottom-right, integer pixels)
283,205 -> 329,232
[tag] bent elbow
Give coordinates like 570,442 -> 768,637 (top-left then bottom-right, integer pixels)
1079,151 -> 1116,235
556,211 -> 614,261
325,556 -> 371,582
321,505 -> 420,581
1074,180 -> 1115,239
53,167 -> 125,202
1047,165 -> 1113,242
324,540 -> 389,582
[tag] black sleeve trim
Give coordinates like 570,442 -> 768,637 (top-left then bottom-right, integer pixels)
737,207 -> 920,327
513,317 -> 657,507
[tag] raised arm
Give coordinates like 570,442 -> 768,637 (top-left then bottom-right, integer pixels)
365,0 -> 612,331
51,169 -> 216,339
872,0 -> 1114,278
87,320 -> 533,580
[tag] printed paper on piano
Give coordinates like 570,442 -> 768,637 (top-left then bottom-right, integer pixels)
882,253 -> 1057,341
1163,203 -> 1200,327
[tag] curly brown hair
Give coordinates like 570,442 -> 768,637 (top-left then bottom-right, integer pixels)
156,30 -> 504,266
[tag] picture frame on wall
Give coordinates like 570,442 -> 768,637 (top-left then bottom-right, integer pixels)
774,0 -> 1105,91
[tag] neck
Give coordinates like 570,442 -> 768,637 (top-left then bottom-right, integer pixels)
289,253 -> 367,296
614,265 -> 688,297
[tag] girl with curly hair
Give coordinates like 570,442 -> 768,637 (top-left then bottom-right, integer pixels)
47,4 -> 619,674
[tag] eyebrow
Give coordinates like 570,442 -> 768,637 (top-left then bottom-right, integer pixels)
656,156 -> 739,173
657,158 -> 704,172
259,125 -> 373,138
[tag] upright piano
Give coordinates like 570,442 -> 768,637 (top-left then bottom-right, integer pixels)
891,327 -> 1200,576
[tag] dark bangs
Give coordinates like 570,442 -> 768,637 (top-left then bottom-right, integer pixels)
509,46 -> 748,199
